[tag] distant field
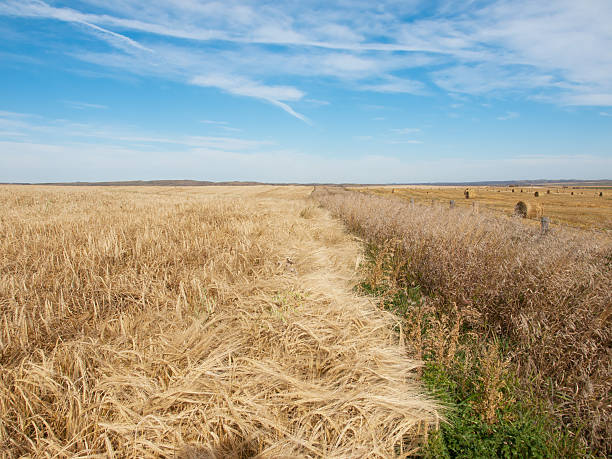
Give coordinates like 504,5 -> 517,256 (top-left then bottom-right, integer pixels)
352,185 -> 612,230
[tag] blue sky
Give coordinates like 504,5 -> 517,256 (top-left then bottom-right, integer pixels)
1,0 -> 611,183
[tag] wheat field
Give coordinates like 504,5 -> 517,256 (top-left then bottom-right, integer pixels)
0,185 -> 439,458
355,185 -> 612,231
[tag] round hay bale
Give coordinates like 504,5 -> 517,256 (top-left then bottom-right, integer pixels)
527,202 -> 543,218
514,201 -> 542,218
514,201 -> 528,217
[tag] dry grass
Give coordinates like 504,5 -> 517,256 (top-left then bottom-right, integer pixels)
0,185 -> 439,458
360,185 -> 612,231
314,187 -> 612,455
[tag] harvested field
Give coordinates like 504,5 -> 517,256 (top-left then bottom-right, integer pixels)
357,185 -> 612,231
0,185 -> 438,458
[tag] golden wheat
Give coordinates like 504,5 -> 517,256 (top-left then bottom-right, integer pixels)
0,185 -> 439,458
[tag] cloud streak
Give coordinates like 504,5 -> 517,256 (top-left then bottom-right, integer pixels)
63,100 -> 108,110
191,74 -> 309,123
390,128 -> 421,134
0,0 -> 151,52
497,111 -> 519,120
0,110 -> 269,150
2,0 -> 611,109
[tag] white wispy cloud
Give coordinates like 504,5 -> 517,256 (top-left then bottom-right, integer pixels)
200,120 -> 228,125
191,74 -> 303,102
0,130 -> 27,137
199,120 -> 241,131
1,0 -> 612,116
390,128 -> 421,134
562,93 -> 612,107
0,110 -> 36,118
386,139 -> 424,144
359,76 -> 426,95
191,74 -> 309,123
0,0 -> 151,52
0,109 -> 268,150
497,111 -> 519,120
63,100 -> 108,110
75,20 -> 152,53
433,64 -> 556,95
304,99 -> 330,107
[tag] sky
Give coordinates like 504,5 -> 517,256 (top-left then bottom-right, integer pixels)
1,0 -> 611,183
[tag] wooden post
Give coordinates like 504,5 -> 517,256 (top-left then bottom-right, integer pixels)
450,200 -> 455,209
541,216 -> 550,234
472,201 -> 479,214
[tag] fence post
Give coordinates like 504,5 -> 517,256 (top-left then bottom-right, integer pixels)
450,200 -> 455,209
472,201 -> 479,214
541,216 -> 550,234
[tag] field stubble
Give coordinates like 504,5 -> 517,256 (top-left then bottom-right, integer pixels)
357,185 -> 612,231
0,185 -> 438,458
